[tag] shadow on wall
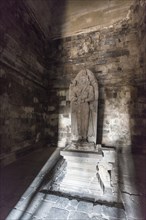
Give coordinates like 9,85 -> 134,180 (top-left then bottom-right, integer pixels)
0,0 -> 67,166
122,2 -> 146,216
44,0 -> 69,148
22,0 -> 68,150
116,83 -> 146,218
0,0 -> 67,219
104,84 -> 146,218
124,85 -> 146,218
97,85 -> 105,144
97,69 -> 146,218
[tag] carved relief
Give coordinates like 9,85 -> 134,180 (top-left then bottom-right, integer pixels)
69,69 -> 98,143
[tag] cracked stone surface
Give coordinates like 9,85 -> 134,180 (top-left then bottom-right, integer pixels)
7,192 -> 128,220
6,152 -> 146,220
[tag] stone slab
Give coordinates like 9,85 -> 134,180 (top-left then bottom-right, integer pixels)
6,208 -> 32,220
15,193 -> 44,214
66,199 -> 78,211
77,201 -> 93,213
102,205 -> 126,219
68,211 -> 90,220
44,194 -> 59,203
45,207 -> 69,220
59,145 -> 118,201
121,193 -> 146,219
92,204 -> 102,215
54,197 -> 70,209
102,147 -> 116,163
22,187 -> 36,199
6,150 -> 146,220
61,150 -> 103,159
60,148 -> 104,197
32,201 -> 53,219
66,142 -> 101,152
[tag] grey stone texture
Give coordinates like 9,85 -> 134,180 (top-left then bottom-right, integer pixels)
1,1 -> 146,219
0,147 -> 61,220
102,205 -> 126,219
93,204 -> 102,215
77,201 -> 93,213
6,209 -> 32,220
6,189 -> 128,220
0,0 -> 60,166
44,194 -> 59,203
69,69 -> 98,143
49,0 -> 146,154
23,0 -> 133,39
1,2 -> 146,220
45,207 -> 69,220
68,211 -> 90,220
6,148 -> 146,220
1,0 -> 146,167
59,146 -> 117,201
55,197 -> 70,209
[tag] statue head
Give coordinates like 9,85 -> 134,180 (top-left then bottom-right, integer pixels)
75,70 -> 89,86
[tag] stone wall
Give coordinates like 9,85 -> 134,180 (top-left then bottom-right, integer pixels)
129,0 -> 146,153
47,0 -> 146,152
0,0 -> 145,166
0,0 -> 58,166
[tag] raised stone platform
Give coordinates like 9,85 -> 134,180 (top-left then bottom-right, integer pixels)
60,144 -> 103,198
6,149 -> 146,220
65,142 -> 100,152
59,143 -> 117,200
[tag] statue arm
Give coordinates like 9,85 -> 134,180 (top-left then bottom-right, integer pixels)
69,85 -> 78,103
71,96 -> 77,103
70,91 -> 78,103
85,86 -> 94,102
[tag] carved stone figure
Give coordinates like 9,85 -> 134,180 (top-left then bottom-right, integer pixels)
69,69 -> 98,143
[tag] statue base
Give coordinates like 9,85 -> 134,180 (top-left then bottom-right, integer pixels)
65,141 -> 101,152
59,142 -> 117,200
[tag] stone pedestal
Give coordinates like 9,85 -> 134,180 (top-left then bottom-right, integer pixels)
60,144 -> 116,199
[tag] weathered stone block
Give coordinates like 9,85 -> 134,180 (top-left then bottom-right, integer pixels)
102,205 -> 126,219
68,211 -> 90,220
77,201 -> 93,213
46,207 -> 69,220
6,208 -> 32,220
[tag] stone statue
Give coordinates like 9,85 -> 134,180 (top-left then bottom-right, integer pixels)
69,69 -> 98,143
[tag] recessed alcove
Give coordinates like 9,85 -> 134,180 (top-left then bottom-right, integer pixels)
0,0 -> 146,219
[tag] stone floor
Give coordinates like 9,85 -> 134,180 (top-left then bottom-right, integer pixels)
6,192 -> 126,220
0,147 -> 57,220
1,148 -> 146,220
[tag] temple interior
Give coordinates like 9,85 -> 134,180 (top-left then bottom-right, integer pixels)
0,0 -> 146,219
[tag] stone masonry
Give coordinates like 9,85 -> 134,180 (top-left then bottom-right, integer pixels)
0,0 -> 146,166
6,148 -> 146,220
0,0 -> 59,166
47,0 -> 146,153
